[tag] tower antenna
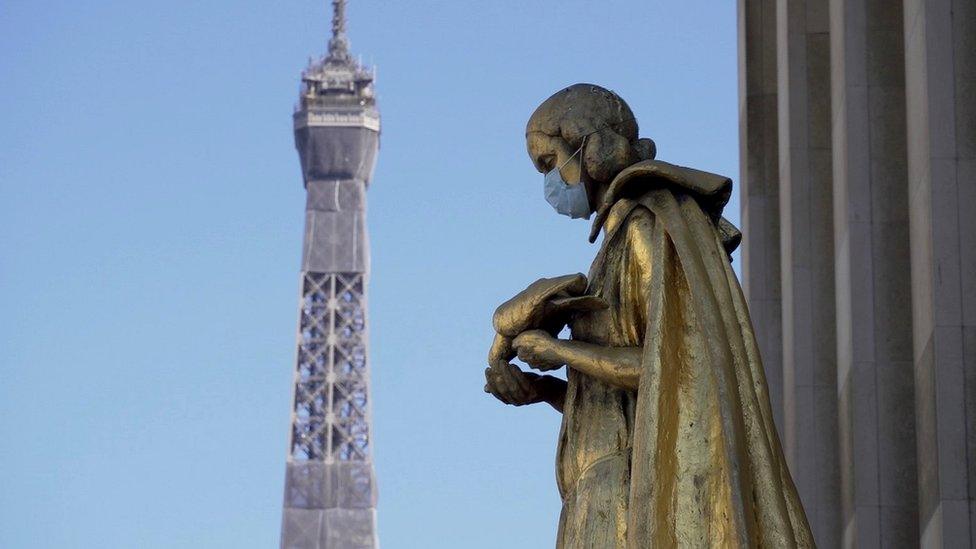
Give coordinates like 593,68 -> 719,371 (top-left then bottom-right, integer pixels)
327,0 -> 350,62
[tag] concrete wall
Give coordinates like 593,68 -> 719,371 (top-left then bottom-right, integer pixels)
737,0 -> 976,545
904,0 -> 976,546
739,0 -> 785,435
775,0 -> 841,545
830,0 -> 918,544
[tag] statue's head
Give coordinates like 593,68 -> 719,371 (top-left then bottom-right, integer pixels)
526,84 -> 656,215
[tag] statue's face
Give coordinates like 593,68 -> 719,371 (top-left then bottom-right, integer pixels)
526,131 -> 589,186
526,85 -> 642,215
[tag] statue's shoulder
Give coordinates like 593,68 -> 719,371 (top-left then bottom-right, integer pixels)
590,160 -> 734,243
611,160 -> 731,212
620,164 -> 742,259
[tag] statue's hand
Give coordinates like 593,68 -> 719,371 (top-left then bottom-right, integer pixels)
488,333 -> 516,364
493,274 -> 589,337
484,360 -> 544,406
513,329 -> 566,372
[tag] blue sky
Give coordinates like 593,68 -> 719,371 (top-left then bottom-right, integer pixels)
0,2 -> 738,547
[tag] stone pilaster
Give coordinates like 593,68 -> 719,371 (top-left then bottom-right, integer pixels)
903,0 -> 976,545
775,0 -> 841,545
829,0 -> 918,546
739,0 -> 785,434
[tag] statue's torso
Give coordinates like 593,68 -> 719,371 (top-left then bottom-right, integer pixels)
555,203 -> 650,546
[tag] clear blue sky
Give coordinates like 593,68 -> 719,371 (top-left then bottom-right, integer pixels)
0,2 -> 738,547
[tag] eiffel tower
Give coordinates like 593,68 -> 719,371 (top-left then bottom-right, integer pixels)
280,2 -> 380,547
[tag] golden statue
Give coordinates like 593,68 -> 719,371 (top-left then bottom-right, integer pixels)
485,84 -> 814,548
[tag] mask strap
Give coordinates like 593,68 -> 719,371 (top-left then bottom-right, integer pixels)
578,135 -> 585,174
557,135 -> 587,170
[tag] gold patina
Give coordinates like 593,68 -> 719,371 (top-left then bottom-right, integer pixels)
485,84 -> 814,548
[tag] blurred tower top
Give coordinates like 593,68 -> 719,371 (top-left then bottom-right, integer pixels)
297,0 -> 377,113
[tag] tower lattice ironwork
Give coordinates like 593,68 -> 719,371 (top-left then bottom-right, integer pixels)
281,2 -> 380,547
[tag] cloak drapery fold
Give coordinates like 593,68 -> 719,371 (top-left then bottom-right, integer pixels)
591,161 -> 813,548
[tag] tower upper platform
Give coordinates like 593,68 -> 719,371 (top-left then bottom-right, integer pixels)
294,0 -> 379,186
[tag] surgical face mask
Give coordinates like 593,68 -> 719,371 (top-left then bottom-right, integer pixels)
544,142 -> 591,219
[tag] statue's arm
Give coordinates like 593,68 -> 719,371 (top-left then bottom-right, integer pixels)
535,374 -> 567,412
555,340 -> 641,391
512,331 -> 641,392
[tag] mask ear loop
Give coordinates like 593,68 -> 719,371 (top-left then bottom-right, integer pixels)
577,135 -> 586,179
557,136 -> 587,171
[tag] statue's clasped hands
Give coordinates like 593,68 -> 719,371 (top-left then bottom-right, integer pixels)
512,330 -> 565,371
484,274 -> 607,406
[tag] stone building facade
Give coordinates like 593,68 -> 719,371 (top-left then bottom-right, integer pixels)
737,0 -> 974,546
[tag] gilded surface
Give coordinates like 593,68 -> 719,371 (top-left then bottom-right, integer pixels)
484,84 -> 813,548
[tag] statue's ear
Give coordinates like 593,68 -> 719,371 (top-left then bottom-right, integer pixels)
583,129 -> 636,182
634,138 -> 656,160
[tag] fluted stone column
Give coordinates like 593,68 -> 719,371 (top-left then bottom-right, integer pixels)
829,0 -> 918,546
775,0 -> 841,545
738,0 -> 784,434
903,0 -> 976,545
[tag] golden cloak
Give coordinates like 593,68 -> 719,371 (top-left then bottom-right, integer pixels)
560,160 -> 813,548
